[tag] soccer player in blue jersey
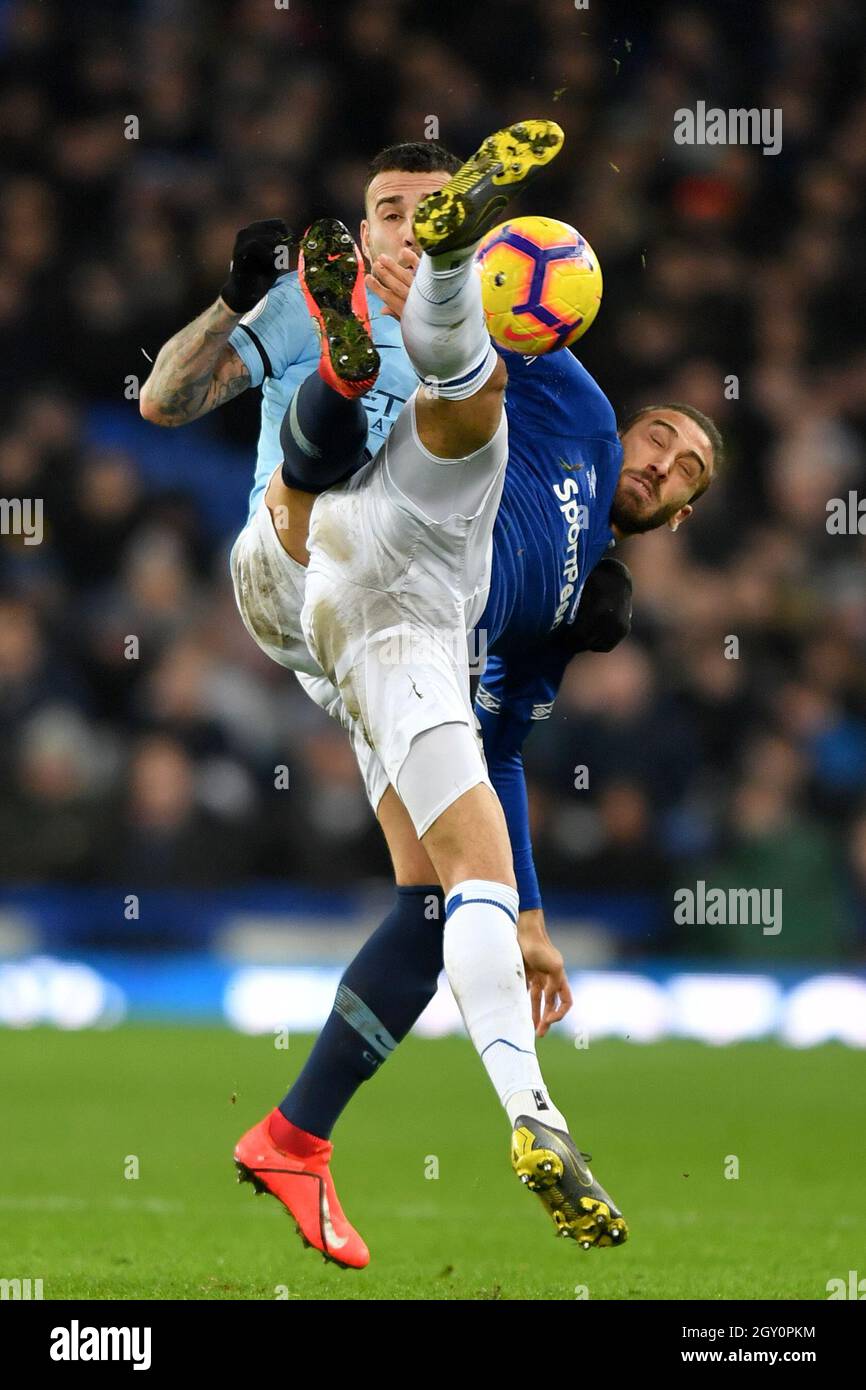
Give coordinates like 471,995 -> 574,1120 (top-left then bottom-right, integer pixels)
142,125 -> 721,1267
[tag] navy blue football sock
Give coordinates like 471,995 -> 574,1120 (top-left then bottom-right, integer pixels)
278,885 -> 445,1139
280,369 -> 369,493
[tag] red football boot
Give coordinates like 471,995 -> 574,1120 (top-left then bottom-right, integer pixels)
297,218 -> 380,399
234,1109 -> 370,1269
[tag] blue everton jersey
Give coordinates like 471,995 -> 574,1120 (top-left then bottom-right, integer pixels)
479,348 -> 621,656
229,271 -> 419,522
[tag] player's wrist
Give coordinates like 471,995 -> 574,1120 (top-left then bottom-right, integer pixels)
218,281 -> 262,316
518,908 -> 546,935
215,293 -> 245,321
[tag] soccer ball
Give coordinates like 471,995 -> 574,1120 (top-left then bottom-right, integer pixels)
474,215 -> 602,354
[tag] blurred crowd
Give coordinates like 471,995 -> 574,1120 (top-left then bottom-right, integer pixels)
1,0 -> 865,958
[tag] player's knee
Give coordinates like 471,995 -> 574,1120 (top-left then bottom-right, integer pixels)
459,354 -> 506,434
420,782 -> 516,892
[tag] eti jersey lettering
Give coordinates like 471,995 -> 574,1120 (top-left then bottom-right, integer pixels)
229,272 -> 418,523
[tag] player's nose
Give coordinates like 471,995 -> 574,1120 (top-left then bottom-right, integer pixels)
402,211 -> 421,254
646,454 -> 671,480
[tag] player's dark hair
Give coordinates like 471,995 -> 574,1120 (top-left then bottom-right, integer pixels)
618,402 -> 723,501
364,141 -> 462,195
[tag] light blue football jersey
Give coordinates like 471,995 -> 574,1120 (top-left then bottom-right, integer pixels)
229,272 -> 420,522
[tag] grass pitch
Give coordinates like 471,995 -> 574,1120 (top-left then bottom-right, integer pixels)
2,1027 -> 863,1300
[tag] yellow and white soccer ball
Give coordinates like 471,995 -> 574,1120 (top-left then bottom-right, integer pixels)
474,214 -> 602,354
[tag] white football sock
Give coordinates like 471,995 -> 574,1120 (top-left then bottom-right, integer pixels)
443,879 -> 569,1131
401,251 -> 497,399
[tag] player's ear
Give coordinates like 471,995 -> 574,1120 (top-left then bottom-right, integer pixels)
667,504 -> 693,533
359,219 -> 371,264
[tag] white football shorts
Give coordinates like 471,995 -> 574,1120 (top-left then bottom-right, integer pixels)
301,389 -> 506,833
231,388 -> 507,835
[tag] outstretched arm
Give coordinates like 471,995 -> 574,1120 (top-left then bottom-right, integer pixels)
477,557 -> 634,1030
140,305 -> 249,426
140,218 -> 292,426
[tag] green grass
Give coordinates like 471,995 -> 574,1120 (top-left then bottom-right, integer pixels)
2,1027 -> 864,1300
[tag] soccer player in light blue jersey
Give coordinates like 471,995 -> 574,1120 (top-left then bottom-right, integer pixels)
141,142 -> 461,515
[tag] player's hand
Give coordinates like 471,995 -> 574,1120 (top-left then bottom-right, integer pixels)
220,219 -> 292,315
517,909 -> 573,1037
560,556 -> 633,655
365,248 -> 419,319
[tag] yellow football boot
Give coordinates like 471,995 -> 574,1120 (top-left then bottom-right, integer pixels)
512,1115 -> 628,1249
413,120 -> 565,257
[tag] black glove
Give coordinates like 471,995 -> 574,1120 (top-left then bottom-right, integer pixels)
555,555 -> 633,655
220,219 -> 292,314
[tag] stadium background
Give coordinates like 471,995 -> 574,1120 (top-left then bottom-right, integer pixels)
1,0 -> 865,1032
3,0 -> 866,1307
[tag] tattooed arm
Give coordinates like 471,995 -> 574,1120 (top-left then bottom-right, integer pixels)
139,299 -> 250,427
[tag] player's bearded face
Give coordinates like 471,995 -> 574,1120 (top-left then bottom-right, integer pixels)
361,171 -> 452,265
611,411 -> 712,536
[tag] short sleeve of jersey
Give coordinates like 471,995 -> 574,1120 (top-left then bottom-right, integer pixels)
499,346 -> 619,441
228,275 -> 312,388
